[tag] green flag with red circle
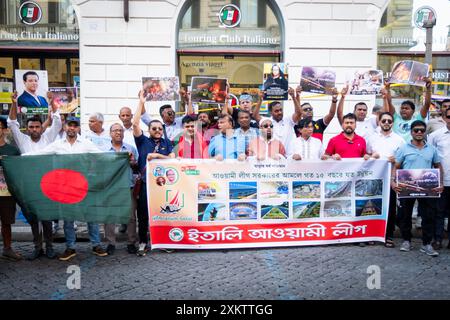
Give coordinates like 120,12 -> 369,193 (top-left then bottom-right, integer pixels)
1,153 -> 131,224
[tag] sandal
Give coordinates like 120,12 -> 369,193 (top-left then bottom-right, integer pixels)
384,239 -> 395,248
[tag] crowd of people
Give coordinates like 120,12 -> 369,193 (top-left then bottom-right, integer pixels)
0,78 -> 449,261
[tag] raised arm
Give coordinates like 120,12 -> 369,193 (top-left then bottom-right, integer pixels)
42,98 -> 62,141
337,85 -> 349,126
252,90 -> 264,123
323,87 -> 338,125
420,77 -> 432,119
133,90 -> 146,137
8,92 -> 18,120
290,86 -> 302,124
383,80 -> 395,115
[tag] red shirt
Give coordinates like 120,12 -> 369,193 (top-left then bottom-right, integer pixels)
175,134 -> 209,159
325,132 -> 366,158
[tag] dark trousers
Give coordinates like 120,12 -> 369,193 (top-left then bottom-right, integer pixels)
386,189 -> 397,240
398,198 -> 434,245
137,183 -> 149,244
434,187 -> 450,242
21,210 -> 53,249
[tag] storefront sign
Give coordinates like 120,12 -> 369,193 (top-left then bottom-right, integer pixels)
180,34 -> 279,46
0,31 -> 79,42
147,159 -> 390,249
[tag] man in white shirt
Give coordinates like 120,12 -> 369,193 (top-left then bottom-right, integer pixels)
7,92 -> 61,260
24,117 -> 108,261
366,112 -> 405,248
289,117 -> 323,160
118,107 -> 138,149
83,112 -> 111,151
428,107 -> 450,250
337,86 -> 376,140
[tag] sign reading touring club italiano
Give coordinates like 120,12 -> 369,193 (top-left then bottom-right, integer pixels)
19,1 -> 42,26
218,4 -> 241,28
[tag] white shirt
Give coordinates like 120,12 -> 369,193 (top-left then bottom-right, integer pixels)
288,136 -> 323,160
367,130 -> 405,160
355,117 -> 377,140
428,126 -> 450,186
7,112 -> 62,154
270,114 -> 296,154
23,136 -> 101,155
82,129 -> 111,151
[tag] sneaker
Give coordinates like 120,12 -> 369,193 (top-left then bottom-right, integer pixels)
127,244 -> 137,254
137,243 -> 147,257
58,249 -> 76,261
106,244 -> 115,255
119,224 -> 127,233
399,241 -> 411,252
160,248 -> 175,253
2,248 -> 22,261
420,244 -> 439,257
92,246 -> 108,257
415,216 -> 422,229
431,241 -> 442,251
46,246 -> 56,259
27,248 -> 44,260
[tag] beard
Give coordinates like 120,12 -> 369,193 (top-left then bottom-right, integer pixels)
344,128 -> 354,134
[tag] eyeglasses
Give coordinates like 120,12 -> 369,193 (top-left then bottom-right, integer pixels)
166,111 -> 175,116
111,129 -> 124,133
303,108 -> 313,112
381,119 -> 393,124
151,127 -> 163,131
261,124 -> 274,129
412,128 -> 425,133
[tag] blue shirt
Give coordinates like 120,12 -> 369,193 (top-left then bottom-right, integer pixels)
393,113 -> 425,142
135,134 -> 173,181
208,133 -> 246,159
233,127 -> 259,151
109,143 -> 138,187
395,142 -> 440,170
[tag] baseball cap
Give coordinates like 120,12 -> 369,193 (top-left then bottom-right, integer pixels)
66,116 -> 80,126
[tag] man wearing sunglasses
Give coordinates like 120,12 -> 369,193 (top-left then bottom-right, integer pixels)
428,107 -> 450,250
383,78 -> 432,143
392,120 -> 444,256
133,90 -> 175,256
367,112 -> 405,248
248,118 -> 286,161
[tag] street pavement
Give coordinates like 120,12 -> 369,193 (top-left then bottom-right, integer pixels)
1,227 -> 450,300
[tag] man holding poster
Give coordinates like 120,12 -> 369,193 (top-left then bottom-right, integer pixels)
16,71 -> 48,110
392,120 -> 443,256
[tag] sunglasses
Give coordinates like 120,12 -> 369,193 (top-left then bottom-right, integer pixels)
445,114 -> 450,119
412,128 -> 425,133
381,119 -> 393,124
165,111 -> 175,116
303,108 -> 313,112
151,127 -> 163,131
261,124 -> 274,129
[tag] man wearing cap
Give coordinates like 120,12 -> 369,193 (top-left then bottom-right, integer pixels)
223,92 -> 260,129
23,116 -> 108,261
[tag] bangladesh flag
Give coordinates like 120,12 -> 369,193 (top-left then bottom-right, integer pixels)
1,153 -> 132,224
221,8 -> 239,24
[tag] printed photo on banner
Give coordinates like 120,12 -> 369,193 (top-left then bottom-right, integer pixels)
355,199 -> 382,216
198,182 -> 226,201
323,200 -> 352,217
0,82 -> 13,104
262,63 -> 289,100
142,77 -> 180,102
349,70 -> 383,95
355,179 -> 383,197
293,181 -> 321,199
300,67 -> 336,95
293,201 -> 320,219
261,201 -> 289,219
229,181 -> 257,200
396,168 -> 440,198
389,60 -> 429,87
229,202 -> 257,220
191,77 -> 228,104
259,181 -> 289,200
14,69 -> 49,114
324,181 -> 352,199
198,203 -> 227,222
48,87 -> 78,114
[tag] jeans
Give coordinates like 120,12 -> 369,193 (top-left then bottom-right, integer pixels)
385,189 -> 397,240
64,221 -> 101,249
398,198 -> 434,245
434,187 -> 450,242
137,183 -> 149,244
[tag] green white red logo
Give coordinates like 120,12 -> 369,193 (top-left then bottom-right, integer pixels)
19,1 -> 42,25
218,4 -> 241,28
413,6 -> 436,29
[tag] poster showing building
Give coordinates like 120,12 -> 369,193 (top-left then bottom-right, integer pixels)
349,70 -> 383,95
191,77 -> 228,103
396,169 -> 440,198
300,67 -> 336,94
389,60 -> 429,87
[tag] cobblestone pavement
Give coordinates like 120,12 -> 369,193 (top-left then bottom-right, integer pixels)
1,236 -> 450,300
